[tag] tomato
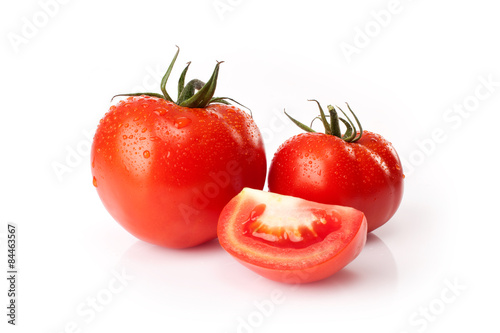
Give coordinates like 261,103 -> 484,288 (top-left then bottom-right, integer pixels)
268,101 -> 404,232
91,48 -> 266,248
217,188 -> 367,284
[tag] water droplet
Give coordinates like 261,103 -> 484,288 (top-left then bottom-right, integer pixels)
141,127 -> 147,133
143,150 -> 150,158
174,117 -> 192,129
92,176 -> 98,187
154,108 -> 167,116
122,135 -> 128,139
139,137 -> 146,140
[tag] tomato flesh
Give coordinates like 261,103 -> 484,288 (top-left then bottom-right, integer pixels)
218,188 -> 367,283
242,204 -> 342,249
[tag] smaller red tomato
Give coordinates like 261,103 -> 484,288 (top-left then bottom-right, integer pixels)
268,100 -> 404,232
217,188 -> 367,284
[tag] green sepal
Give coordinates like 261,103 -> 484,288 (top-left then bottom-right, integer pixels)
308,99 -> 331,135
346,103 -> 363,141
177,62 -> 191,101
284,110 -> 316,133
159,46 -> 179,102
210,97 -> 253,117
110,92 -> 165,102
209,97 -> 230,105
339,117 -> 354,141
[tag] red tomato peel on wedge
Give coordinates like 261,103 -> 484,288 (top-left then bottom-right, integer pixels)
217,188 -> 367,284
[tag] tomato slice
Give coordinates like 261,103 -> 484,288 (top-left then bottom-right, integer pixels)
217,188 -> 367,283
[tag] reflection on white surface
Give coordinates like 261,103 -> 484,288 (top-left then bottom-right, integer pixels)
114,232 -> 398,325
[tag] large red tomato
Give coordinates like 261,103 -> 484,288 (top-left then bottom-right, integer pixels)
268,101 -> 404,232
91,48 -> 266,248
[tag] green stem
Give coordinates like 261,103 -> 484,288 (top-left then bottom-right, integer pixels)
327,105 -> 341,137
180,61 -> 222,108
177,79 -> 205,104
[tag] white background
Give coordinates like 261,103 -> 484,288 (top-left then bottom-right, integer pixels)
1,0 -> 500,332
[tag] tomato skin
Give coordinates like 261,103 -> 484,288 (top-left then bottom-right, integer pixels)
91,96 -> 266,248
268,131 -> 403,232
218,188 -> 367,284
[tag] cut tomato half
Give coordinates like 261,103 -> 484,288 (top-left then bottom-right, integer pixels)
217,188 -> 367,284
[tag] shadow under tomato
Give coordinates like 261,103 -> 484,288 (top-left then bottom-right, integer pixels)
307,268 -> 363,288
115,237 -> 226,289
117,237 -> 223,267
290,233 -> 398,314
114,231 -> 398,307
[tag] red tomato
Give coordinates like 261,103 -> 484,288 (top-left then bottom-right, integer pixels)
268,101 -> 404,232
218,188 -> 367,284
91,48 -> 266,248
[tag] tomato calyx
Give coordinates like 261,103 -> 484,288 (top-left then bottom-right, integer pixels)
111,46 -> 249,111
284,100 -> 364,142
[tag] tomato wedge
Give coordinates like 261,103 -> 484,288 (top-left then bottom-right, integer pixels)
217,188 -> 367,283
